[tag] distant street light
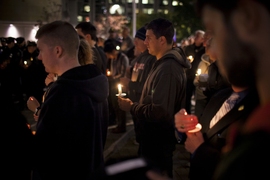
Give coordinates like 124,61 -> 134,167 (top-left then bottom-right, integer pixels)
132,0 -> 136,37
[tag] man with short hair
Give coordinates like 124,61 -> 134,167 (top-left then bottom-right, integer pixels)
76,22 -> 107,74
118,18 -> 191,178
33,20 -> 109,180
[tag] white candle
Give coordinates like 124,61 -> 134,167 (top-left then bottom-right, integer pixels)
188,123 -> 202,133
197,68 -> 201,76
118,84 -> 122,96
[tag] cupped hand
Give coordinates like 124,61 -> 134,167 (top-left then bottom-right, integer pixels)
118,96 -> 133,112
27,96 -> 40,112
174,108 -> 199,133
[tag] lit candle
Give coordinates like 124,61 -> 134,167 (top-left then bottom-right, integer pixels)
24,60 -> 27,65
118,84 -> 122,96
188,123 -> 202,133
188,55 -> 194,63
196,68 -> 201,76
107,70 -> 111,76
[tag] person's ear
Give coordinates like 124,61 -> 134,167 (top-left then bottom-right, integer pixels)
85,34 -> 92,41
55,46 -> 63,58
159,36 -> 167,45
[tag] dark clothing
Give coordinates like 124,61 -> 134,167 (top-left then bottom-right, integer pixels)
189,87 -> 260,180
22,50 -> 47,104
33,64 -> 109,180
95,44 -> 107,74
184,44 -> 205,114
107,52 -> 129,130
129,50 -> 156,103
130,47 -> 191,177
92,47 -> 104,73
1,82 -> 34,180
2,46 -> 24,109
185,44 -> 205,81
129,50 -> 156,142
213,101 -> 270,180
121,35 -> 134,55
203,61 -> 230,101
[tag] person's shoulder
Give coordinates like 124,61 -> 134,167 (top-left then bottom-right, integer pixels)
211,87 -> 232,98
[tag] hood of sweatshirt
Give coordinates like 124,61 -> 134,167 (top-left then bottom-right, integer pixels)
55,64 -> 109,103
161,47 -> 191,69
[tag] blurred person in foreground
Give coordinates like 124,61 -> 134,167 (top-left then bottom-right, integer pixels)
174,29 -> 259,179
118,18 -> 190,178
0,54 -> 33,180
194,0 -> 270,179
32,21 -> 109,180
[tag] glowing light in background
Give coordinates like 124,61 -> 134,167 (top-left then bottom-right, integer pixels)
28,26 -> 39,41
7,24 -> 19,37
110,4 -> 123,14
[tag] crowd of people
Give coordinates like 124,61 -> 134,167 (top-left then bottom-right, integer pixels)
1,0 -> 270,179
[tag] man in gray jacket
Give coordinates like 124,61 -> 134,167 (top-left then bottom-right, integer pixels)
118,18 -> 190,178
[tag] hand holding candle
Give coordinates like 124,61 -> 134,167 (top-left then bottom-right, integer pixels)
196,68 -> 201,76
116,84 -> 126,97
187,55 -> 194,63
27,96 -> 40,113
175,108 -> 201,133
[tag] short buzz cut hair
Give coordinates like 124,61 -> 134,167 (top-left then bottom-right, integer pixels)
145,18 -> 174,45
75,22 -> 97,42
35,20 -> 79,56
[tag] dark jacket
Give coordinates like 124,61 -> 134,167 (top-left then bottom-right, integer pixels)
33,64 -> 109,180
189,87 -> 260,180
95,44 -> 107,74
128,50 -> 156,102
203,61 -> 230,100
184,43 -> 205,81
213,101 -> 270,180
130,47 -> 191,152
1,83 -> 34,180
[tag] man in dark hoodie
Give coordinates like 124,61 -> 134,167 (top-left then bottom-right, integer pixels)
32,21 -> 109,180
118,18 -> 191,178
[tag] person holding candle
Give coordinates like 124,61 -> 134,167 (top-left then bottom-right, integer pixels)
193,32 -> 230,118
184,30 -> 205,114
32,21 -> 109,180
0,53 -> 34,180
174,30 -> 259,179
193,0 -> 270,179
174,83 -> 259,180
104,39 -> 129,133
126,25 -> 156,144
193,31 -> 213,118
118,18 -> 191,178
